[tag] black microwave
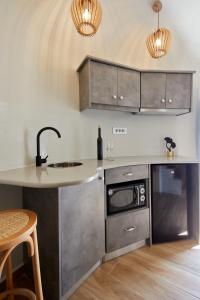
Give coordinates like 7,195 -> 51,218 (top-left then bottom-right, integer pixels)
107,180 -> 146,215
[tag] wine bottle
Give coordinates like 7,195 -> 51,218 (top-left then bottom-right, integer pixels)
97,126 -> 103,160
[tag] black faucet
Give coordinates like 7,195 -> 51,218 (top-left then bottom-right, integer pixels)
36,127 -> 61,167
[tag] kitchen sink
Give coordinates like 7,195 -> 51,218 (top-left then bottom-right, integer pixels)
48,162 -> 83,168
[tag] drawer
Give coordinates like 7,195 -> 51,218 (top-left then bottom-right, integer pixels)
106,209 -> 150,253
105,165 -> 149,185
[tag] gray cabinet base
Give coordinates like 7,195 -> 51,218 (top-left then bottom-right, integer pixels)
62,260 -> 101,300
23,175 -> 105,300
103,240 -> 147,262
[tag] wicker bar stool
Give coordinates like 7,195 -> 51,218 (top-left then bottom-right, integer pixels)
0,209 -> 43,300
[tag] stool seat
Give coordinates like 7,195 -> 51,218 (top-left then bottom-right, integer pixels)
0,211 -> 30,239
0,210 -> 36,252
0,209 -> 43,300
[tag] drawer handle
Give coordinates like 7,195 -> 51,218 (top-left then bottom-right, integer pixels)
124,226 -> 136,232
123,172 -> 133,177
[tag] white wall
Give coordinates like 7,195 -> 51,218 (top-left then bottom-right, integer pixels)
0,0 -> 199,173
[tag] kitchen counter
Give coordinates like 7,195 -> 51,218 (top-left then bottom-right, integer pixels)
0,155 -> 199,188
10,156 -> 200,299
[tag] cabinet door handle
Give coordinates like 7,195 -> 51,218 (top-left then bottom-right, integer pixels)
168,99 -> 173,103
124,226 -> 136,232
119,96 -> 124,100
161,99 -> 166,103
123,172 -> 133,177
112,95 -> 117,100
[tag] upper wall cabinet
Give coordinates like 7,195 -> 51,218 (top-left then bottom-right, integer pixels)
77,57 -> 195,116
78,58 -> 140,113
141,72 -> 193,114
166,73 -> 191,109
141,73 -> 166,109
90,62 -> 118,107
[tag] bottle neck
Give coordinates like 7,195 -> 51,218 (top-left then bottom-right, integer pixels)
98,127 -> 101,138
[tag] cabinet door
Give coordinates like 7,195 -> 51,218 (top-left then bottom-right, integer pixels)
90,61 -> 118,105
141,73 -> 166,108
166,73 -> 191,109
60,175 -> 105,296
117,68 -> 140,108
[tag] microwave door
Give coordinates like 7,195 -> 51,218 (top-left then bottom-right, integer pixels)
107,186 -> 134,214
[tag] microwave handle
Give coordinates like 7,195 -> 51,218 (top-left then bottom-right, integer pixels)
135,186 -> 140,206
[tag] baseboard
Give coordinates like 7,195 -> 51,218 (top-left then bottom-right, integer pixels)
103,240 -> 147,262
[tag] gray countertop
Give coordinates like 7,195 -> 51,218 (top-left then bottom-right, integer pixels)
0,156 -> 199,188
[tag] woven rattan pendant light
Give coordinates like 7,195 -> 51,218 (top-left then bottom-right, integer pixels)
71,0 -> 102,37
146,1 -> 171,59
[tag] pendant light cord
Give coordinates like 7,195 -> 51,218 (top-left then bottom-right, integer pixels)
158,11 -> 160,29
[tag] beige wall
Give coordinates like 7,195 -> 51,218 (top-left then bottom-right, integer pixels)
0,1 -> 198,170
0,0 -> 198,173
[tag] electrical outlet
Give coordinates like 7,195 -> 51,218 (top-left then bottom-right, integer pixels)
112,127 -> 128,135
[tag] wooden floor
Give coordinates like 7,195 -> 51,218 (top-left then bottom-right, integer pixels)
70,240 -> 200,300
1,240 -> 199,299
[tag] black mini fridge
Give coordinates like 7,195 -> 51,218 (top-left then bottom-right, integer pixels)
151,164 -> 188,243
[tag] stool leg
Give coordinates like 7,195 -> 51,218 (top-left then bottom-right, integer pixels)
31,229 -> 43,300
6,255 -> 14,300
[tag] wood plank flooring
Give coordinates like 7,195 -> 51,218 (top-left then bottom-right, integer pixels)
70,240 -> 200,300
